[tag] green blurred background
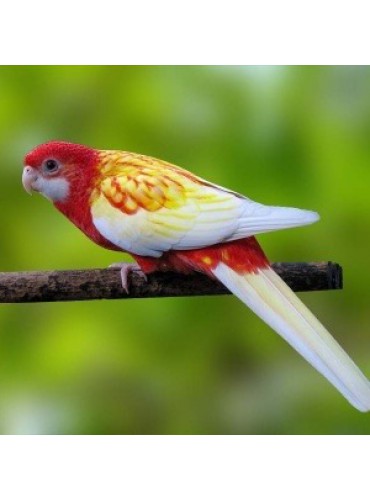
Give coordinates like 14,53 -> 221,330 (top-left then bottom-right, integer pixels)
0,66 -> 369,434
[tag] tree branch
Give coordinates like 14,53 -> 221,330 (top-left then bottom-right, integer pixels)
0,262 -> 342,303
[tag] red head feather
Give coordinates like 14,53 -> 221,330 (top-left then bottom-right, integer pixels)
24,140 -> 98,170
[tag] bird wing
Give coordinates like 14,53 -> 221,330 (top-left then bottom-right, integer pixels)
90,151 -> 319,257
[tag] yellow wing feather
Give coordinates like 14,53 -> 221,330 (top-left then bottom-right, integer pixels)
91,151 -> 214,213
90,150 -> 319,257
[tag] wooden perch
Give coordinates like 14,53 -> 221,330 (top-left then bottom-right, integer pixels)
0,262 -> 342,303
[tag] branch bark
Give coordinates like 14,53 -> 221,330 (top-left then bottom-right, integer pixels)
0,262 -> 342,303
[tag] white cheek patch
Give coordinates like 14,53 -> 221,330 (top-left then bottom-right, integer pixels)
35,177 -> 70,202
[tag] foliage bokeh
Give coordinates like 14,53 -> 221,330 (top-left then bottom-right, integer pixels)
1,66 -> 370,434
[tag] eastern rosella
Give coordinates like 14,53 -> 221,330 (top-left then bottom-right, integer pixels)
22,141 -> 370,411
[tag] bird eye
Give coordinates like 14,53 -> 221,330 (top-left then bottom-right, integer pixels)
43,159 -> 60,173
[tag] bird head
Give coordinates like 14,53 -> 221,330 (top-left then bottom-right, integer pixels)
22,141 -> 98,203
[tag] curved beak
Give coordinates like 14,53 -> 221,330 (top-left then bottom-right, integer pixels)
22,166 -> 39,195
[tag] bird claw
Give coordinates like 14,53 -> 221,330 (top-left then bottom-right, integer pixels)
109,262 -> 147,293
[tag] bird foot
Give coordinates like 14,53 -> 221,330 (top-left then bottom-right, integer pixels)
108,262 -> 147,293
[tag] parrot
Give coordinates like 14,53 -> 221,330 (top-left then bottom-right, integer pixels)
22,140 -> 370,412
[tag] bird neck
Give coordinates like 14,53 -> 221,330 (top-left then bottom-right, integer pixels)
54,161 -> 120,251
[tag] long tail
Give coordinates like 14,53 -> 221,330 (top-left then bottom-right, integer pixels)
212,261 -> 370,412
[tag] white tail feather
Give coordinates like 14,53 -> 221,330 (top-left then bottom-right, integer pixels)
213,262 -> 370,412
